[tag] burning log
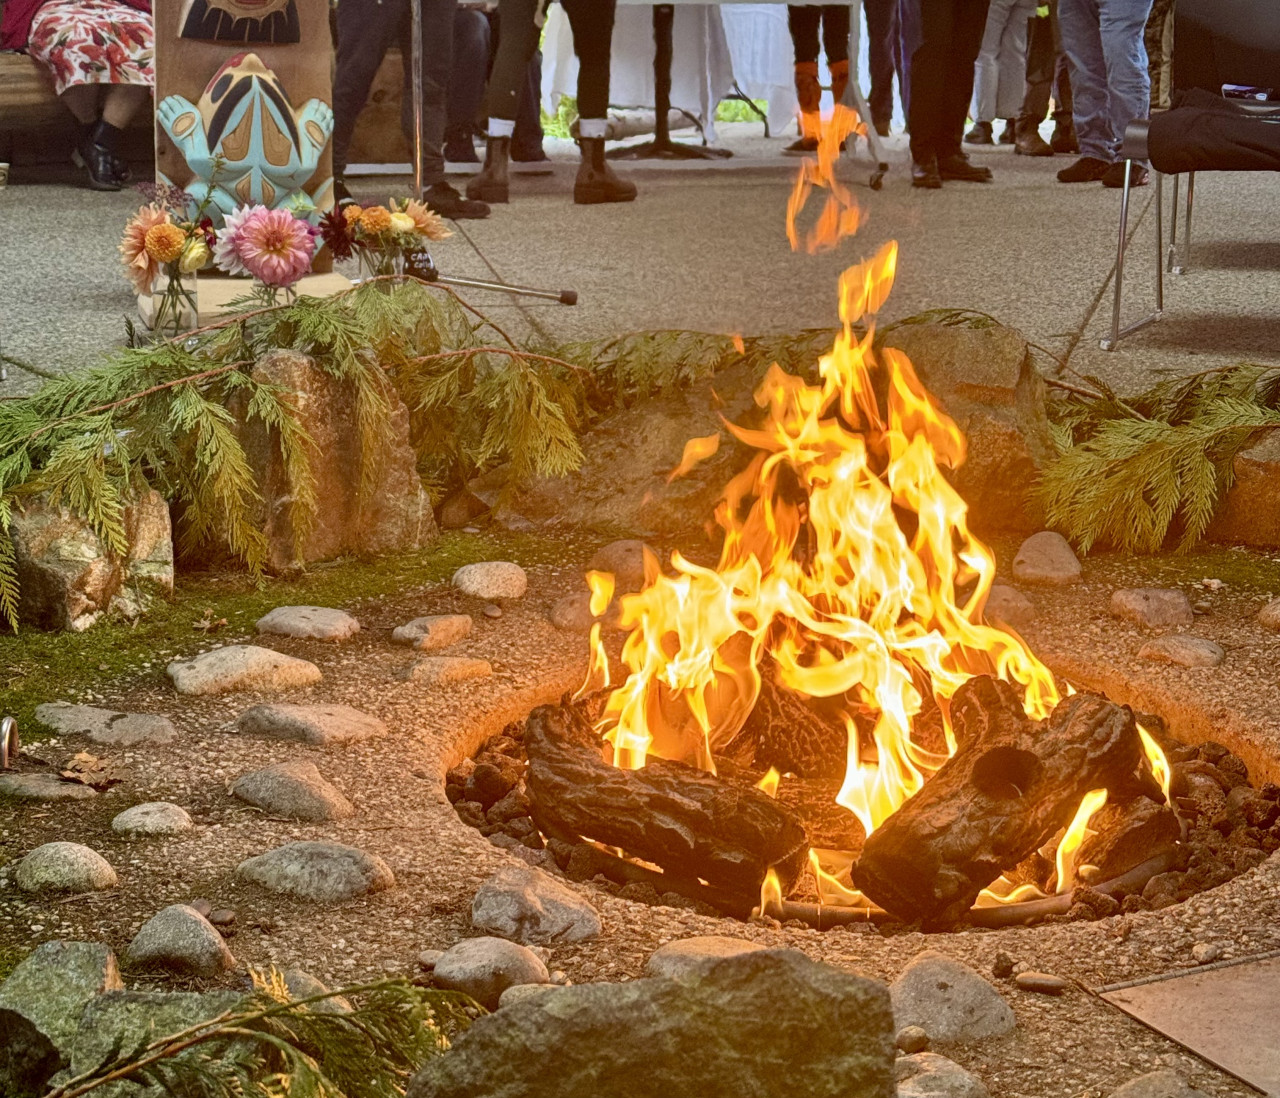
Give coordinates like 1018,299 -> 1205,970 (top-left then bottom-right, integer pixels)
852,676 -> 1162,927
727,659 -> 849,779
524,700 -> 810,902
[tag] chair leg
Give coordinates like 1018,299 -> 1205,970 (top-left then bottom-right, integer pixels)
1101,160 -> 1135,351
1167,173 -> 1179,272
1154,170 -> 1164,315
1172,171 -> 1195,274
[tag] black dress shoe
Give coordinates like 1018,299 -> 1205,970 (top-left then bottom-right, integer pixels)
333,177 -> 356,208
999,119 -> 1017,144
1050,123 -> 1079,154
73,136 -> 122,191
937,153 -> 993,182
911,157 -> 942,188
1056,156 -> 1110,182
873,117 -> 891,138
965,121 -> 994,145
424,181 -> 490,219
1102,161 -> 1149,188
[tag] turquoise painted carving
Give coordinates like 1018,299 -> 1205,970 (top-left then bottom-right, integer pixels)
158,52 -> 333,218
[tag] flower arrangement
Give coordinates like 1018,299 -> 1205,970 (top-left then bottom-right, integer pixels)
119,189 -> 216,336
214,204 -> 318,303
320,198 -> 450,281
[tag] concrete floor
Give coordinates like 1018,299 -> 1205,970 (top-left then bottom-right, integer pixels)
1,122 -> 1277,398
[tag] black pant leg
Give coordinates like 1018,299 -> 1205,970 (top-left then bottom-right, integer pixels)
903,0 -> 955,161
937,0 -> 991,159
1019,12 -> 1053,125
331,0 -> 401,177
487,0 -> 543,122
865,0 -> 899,124
788,6 -> 822,63
447,9 -> 490,138
563,0 -> 615,120
821,5 -> 851,64
397,0 -> 456,187
512,48 -> 544,154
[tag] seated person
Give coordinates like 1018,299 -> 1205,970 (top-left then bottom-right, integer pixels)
0,0 -> 154,190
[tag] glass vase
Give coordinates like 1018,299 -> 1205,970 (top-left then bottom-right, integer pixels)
356,248 -> 402,288
141,265 -> 198,337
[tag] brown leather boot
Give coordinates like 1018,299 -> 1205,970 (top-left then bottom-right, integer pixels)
467,135 -> 509,203
785,60 -> 822,153
573,136 -> 637,205
829,58 -> 849,106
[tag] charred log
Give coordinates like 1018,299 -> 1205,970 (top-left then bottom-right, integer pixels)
524,700 -> 810,901
1077,797 -> 1182,882
852,676 -> 1162,927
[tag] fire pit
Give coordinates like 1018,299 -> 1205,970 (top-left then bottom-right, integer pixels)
449,115 -> 1275,936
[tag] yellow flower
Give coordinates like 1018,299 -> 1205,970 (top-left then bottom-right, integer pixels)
179,237 -> 211,273
389,211 -> 416,235
144,223 -> 186,264
358,205 -> 392,234
404,199 -> 452,241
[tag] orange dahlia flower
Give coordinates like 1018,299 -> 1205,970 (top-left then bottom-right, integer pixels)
343,204 -> 363,224
358,205 -> 392,234
119,204 -> 171,294
144,223 -> 187,264
403,199 -> 452,241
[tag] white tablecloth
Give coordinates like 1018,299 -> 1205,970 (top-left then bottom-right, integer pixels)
542,4 -> 825,140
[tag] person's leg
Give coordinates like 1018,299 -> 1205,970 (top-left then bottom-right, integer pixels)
484,0 -> 542,127
1143,0 -> 1172,109
901,0 -> 947,171
821,5 -> 851,106
1018,11 -> 1053,128
511,48 -> 546,160
331,0 -> 398,182
1057,0 -> 1113,173
994,0 -> 1035,137
970,0 -> 1014,133
446,9 -> 489,160
788,6 -> 823,147
938,0 -> 992,165
100,84 -> 149,129
1097,0 -> 1152,183
398,0 -> 455,189
59,85 -> 100,125
564,0 -> 633,204
864,0 -> 898,132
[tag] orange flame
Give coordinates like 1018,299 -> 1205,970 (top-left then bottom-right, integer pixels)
1055,787 -> 1108,893
668,433 -> 722,483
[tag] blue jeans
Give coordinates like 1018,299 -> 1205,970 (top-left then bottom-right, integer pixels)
1057,0 -> 1152,163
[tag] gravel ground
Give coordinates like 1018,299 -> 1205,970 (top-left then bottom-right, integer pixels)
4,546 -> 1280,1098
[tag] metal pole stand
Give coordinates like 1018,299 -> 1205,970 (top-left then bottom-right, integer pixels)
412,250 -> 578,306
843,0 -> 890,190
609,4 -> 733,161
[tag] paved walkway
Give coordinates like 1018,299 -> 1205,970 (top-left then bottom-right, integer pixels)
1,123 -> 1277,398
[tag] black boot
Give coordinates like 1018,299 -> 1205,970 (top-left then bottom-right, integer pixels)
72,119 -> 125,190
574,136 -> 636,205
467,136 -> 510,204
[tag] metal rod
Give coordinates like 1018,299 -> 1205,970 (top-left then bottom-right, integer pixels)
1154,170 -> 1164,313
1,716 -> 17,770
432,273 -> 577,305
1182,170 -> 1195,274
1102,160 -> 1134,351
409,0 -> 426,199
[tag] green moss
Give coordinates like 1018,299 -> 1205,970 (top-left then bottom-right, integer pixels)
0,529 -> 574,739
0,943 -> 28,983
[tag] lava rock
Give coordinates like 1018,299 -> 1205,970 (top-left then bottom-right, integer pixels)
236,841 -> 395,902
16,842 -> 117,894
991,952 -> 1015,980
112,802 -> 193,837
431,936 -> 549,1010
452,562 -> 528,600
256,606 -> 360,641
1142,871 -> 1185,909
896,1052 -> 991,1098
392,614 -> 473,651
644,935 -> 767,981
0,940 -> 123,1091
586,539 -> 655,593
126,904 -> 237,977
231,760 -> 354,821
889,952 -> 1015,1043
235,702 -> 386,747
1110,588 -> 1194,628
1014,971 -> 1068,995
1107,1070 -> 1211,1098
402,656 -> 493,686
167,645 -> 323,695
1138,636 -> 1225,669
471,866 -> 602,945
0,774 -> 97,801
895,1026 -> 930,1054
468,762 -> 520,808
487,788 -> 531,824
1011,532 -> 1081,586
409,950 -> 895,1098
34,702 -> 176,746
982,585 -> 1035,630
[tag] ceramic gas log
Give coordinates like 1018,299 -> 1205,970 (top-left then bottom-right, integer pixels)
852,676 -> 1165,927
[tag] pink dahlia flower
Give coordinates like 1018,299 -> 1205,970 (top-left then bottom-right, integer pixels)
235,207 -> 317,288
213,203 -> 259,277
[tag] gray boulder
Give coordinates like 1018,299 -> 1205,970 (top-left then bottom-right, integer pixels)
431,937 -> 549,1010
497,983 -> 559,1009
1108,1071 -> 1211,1098
586,539 -> 655,593
889,952 -> 1015,1044
35,703 -> 176,746
281,968 -> 352,1013
257,606 -> 360,641
167,645 -> 322,695
409,949 -> 896,1098
0,774 -> 97,801
981,585 -> 1035,631
112,802 -> 193,837
452,562 -> 527,600
236,841 -> 394,902
1011,532 -> 1081,586
471,866 -> 602,945
1258,597 -> 1280,632
126,904 -> 237,977
231,760 -> 354,821
0,941 -> 123,1095
896,1052 -> 991,1097
402,656 -> 493,686
1110,589 -> 1194,628
644,936 -> 766,981
1138,636 -> 1225,669
391,614 -> 473,651
235,703 -> 386,746
16,843 -> 117,894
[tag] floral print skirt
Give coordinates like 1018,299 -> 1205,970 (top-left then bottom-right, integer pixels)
29,0 -> 154,95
